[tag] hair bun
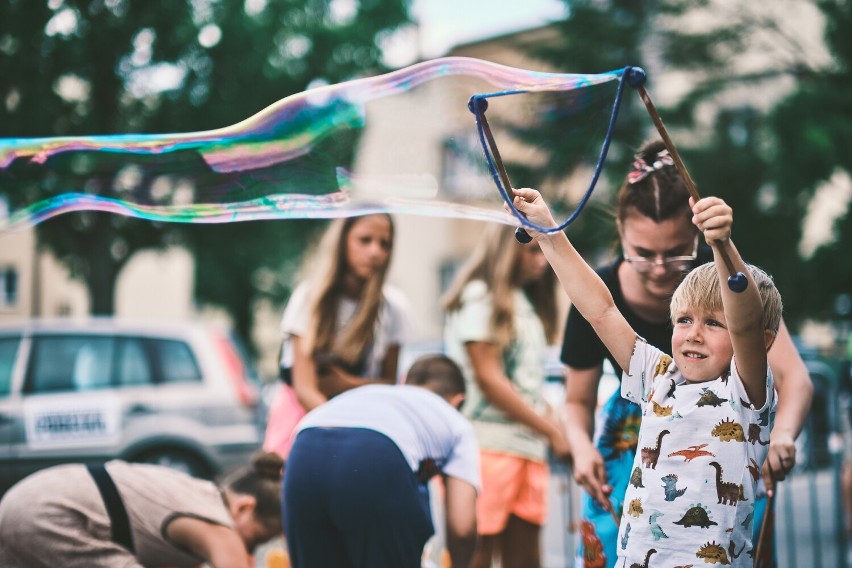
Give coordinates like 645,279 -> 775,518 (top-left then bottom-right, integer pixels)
252,451 -> 284,480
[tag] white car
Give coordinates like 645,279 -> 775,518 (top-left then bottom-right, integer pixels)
0,318 -> 263,494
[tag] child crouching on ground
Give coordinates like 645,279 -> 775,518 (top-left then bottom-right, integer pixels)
510,187 -> 781,566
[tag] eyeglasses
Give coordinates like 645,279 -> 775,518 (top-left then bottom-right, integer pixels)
623,236 -> 699,273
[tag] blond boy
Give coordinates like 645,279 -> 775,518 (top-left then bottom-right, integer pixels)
511,187 -> 781,566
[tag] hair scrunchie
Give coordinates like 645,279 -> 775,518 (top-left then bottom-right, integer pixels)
627,149 -> 674,184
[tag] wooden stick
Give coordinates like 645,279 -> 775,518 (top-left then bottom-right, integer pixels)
634,84 -> 741,280
478,106 -> 533,243
608,505 -> 621,528
754,477 -> 777,567
478,110 -> 514,195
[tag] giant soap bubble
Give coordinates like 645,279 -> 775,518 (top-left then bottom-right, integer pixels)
0,57 -> 628,234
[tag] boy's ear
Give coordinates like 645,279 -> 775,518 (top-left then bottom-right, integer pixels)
764,329 -> 777,352
447,393 -> 465,410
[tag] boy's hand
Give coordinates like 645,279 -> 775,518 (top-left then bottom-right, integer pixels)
506,188 -> 557,237
690,196 -> 733,245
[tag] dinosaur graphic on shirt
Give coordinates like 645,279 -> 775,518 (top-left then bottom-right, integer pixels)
652,400 -> 673,416
747,458 -> 760,482
666,378 -> 677,399
629,549 -> 657,568
649,511 -> 668,541
709,461 -> 742,506
661,473 -> 688,501
697,389 -> 728,408
748,423 -> 770,445
654,355 -> 672,377
728,540 -> 747,560
673,503 -> 718,528
695,541 -> 730,564
641,429 -> 670,469
668,443 -> 716,462
711,418 -> 746,442
629,466 -> 645,488
628,498 -> 644,518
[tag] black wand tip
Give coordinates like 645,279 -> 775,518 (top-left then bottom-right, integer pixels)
514,227 -> 533,244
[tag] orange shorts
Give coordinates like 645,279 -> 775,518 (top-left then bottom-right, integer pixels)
476,451 -> 549,535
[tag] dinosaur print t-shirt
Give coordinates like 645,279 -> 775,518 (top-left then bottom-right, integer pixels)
616,337 -> 775,568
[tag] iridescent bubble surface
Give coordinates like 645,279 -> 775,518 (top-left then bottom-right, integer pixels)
0,57 -> 625,233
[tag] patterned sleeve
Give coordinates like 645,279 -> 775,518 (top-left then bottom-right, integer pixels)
621,337 -> 671,409
728,356 -> 776,414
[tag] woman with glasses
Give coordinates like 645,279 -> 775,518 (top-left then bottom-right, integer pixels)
561,139 -> 813,568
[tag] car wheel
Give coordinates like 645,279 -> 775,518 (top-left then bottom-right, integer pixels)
132,449 -> 214,479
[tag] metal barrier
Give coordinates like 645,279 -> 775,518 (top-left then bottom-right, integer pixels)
774,357 -> 848,568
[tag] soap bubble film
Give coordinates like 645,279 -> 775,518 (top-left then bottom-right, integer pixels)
0,57 -> 625,233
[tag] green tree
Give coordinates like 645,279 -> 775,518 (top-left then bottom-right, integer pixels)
521,0 -> 840,327
0,0 -> 411,346
765,0 -> 852,323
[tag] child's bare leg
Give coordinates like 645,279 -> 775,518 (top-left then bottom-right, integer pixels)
500,515 -> 541,568
471,534 -> 497,568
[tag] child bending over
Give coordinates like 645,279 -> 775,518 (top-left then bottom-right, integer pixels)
511,187 -> 781,567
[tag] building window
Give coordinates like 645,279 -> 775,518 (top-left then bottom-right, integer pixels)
0,267 -> 17,308
441,133 -> 493,199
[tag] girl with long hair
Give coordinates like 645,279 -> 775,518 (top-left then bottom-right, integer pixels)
263,214 -> 409,458
443,224 -> 569,568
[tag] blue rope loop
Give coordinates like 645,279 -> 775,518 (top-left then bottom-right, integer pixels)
469,66 -> 633,235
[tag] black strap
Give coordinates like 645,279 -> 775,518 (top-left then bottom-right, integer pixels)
87,463 -> 135,554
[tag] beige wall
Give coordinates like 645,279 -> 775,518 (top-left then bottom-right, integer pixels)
0,228 -> 90,322
0,229 -> 193,325
0,229 -> 38,321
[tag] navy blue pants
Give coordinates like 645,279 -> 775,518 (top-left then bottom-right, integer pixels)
283,428 -> 434,568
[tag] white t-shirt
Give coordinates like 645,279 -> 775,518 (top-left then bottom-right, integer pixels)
297,384 -> 481,490
280,281 -> 410,378
616,337 -> 775,567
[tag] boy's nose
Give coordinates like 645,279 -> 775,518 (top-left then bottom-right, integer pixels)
686,326 -> 702,342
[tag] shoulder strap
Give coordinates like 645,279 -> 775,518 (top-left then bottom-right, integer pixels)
87,463 -> 135,554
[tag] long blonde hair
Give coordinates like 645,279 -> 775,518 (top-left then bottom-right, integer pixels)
300,214 -> 394,367
443,224 -> 558,348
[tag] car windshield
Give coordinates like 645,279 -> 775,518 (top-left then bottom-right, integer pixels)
0,336 -> 20,396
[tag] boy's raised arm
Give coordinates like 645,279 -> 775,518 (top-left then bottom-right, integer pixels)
511,188 -> 637,373
691,197 -> 770,407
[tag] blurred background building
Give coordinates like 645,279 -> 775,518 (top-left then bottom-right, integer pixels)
1,1 -> 844,378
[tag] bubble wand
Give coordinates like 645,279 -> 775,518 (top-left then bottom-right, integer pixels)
754,469 -> 778,567
467,96 -> 534,243
625,67 -> 748,292
468,67 -> 629,245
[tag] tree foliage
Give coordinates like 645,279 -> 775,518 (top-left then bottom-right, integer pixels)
524,0 -> 847,328
0,0 -> 411,345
